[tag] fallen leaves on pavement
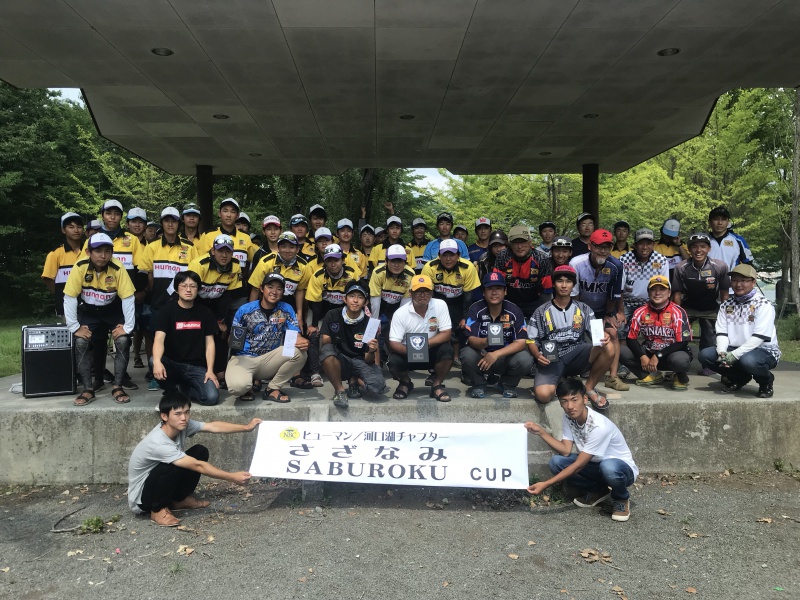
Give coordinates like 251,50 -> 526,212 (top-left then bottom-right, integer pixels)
580,548 -> 613,564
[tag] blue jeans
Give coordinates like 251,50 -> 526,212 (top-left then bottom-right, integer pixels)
149,356 -> 219,405
549,454 -> 635,501
698,346 -> 777,384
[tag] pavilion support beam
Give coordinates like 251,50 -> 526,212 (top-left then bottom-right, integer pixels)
582,163 -> 599,224
196,164 -> 214,233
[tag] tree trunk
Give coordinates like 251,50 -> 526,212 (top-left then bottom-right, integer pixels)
791,88 -> 800,311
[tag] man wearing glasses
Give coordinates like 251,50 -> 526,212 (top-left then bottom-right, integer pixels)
151,270 -> 220,406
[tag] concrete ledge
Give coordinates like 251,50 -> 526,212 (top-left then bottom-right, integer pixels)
1,369 -> 798,485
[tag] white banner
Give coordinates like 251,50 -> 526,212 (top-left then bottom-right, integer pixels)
249,421 -> 529,489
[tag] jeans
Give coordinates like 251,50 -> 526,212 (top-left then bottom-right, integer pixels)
459,346 -> 533,388
619,345 -> 692,379
698,346 -> 778,385
549,454 -> 635,501
150,356 -> 219,406
74,312 -> 130,389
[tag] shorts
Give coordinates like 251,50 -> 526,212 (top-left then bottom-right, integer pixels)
534,342 -> 592,387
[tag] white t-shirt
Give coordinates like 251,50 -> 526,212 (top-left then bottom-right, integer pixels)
562,408 -> 638,479
389,298 -> 452,343
127,419 -> 205,513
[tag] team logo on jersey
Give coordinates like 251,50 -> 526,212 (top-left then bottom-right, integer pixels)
602,268 -> 611,274
122,237 -> 131,247
105,275 -> 115,286
84,272 -> 93,283
436,274 -> 443,281
726,305 -> 735,314
662,312 -> 671,325
723,240 -> 734,246
653,262 -> 662,269
500,314 -> 510,322
409,335 -> 426,350
330,323 -> 340,333
644,313 -> 653,322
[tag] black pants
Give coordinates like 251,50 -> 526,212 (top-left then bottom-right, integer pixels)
138,445 -> 208,512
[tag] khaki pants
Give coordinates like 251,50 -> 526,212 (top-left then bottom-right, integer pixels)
225,347 -> 307,396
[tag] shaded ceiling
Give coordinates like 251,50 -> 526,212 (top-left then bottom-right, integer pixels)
1,0 -> 800,175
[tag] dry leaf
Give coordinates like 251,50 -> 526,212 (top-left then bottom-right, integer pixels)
527,540 -> 536,546
207,535 -> 215,543
1,567 -> 10,573
297,576 -> 307,583
308,568 -> 313,573
61,490 -> 70,495
443,582 -> 449,587
67,550 -> 83,557
612,585 -> 624,592
686,587 -> 697,594
507,553 -> 519,560
657,509 -> 672,516
597,578 -> 606,583
177,545 -> 194,556
757,517 -> 774,524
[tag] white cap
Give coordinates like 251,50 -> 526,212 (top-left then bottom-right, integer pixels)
309,203 -> 326,215
126,207 -> 146,221
453,224 -> 468,232
323,243 -> 343,259
213,234 -> 234,250
61,212 -> 83,227
439,239 -> 459,254
374,227 -> 385,236
237,212 -> 250,224
386,244 -> 407,260
412,218 -> 427,228
160,207 -> 180,221
662,218 -> 681,237
262,215 -> 281,227
88,233 -> 114,249
315,227 -> 333,240
360,223 -> 375,234
337,218 -> 354,230
101,199 -> 123,212
220,197 -> 240,210
387,216 -> 402,227
88,219 -> 102,230
475,217 -> 491,228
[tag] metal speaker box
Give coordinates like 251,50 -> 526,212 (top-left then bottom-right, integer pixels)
21,324 -> 76,398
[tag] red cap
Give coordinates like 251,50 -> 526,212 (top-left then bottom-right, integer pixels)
552,265 -> 578,281
589,229 -> 613,245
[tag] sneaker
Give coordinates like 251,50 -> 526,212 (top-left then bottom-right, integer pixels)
611,499 -> 631,522
573,489 -> 611,508
347,381 -> 362,398
498,384 -> 517,398
333,391 -> 349,409
721,375 -> 748,393
635,372 -> 664,386
672,379 -> 689,391
605,375 -> 630,391
617,364 -> 632,379
133,358 -> 145,368
103,368 -> 114,383
470,387 -> 486,398
699,367 -> 715,376
756,383 -> 774,398
147,379 -> 161,392
310,373 -> 324,387
121,375 -> 139,390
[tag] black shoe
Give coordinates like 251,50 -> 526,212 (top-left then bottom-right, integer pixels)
756,383 -> 774,398
103,368 -> 114,383
721,375 -> 749,393
122,375 -> 139,390
347,381 -> 362,398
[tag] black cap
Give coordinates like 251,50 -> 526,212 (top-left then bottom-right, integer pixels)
538,221 -> 556,234
709,206 -> 731,220
345,279 -> 369,298
575,212 -> 595,228
436,212 -> 454,224
613,220 -> 630,231
261,273 -> 285,287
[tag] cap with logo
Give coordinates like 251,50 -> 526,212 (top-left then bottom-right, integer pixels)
552,265 -> 578,282
386,216 -> 402,228
575,212 -> 594,228
488,230 -> 508,246
337,218 -> 354,231
345,279 -> 369,298
262,215 -> 281,228
101,199 -> 123,213
410,275 -> 434,291
687,232 -> 711,247
538,221 -> 556,233
475,217 -> 491,229
482,271 -> 506,287
61,212 -> 83,228
661,219 -> 681,237
412,218 -> 427,228
182,203 -> 201,216
589,229 -> 613,245
730,264 -> 757,279
213,234 -> 234,250
552,236 -> 572,248
277,231 -> 299,245
88,219 -> 103,231
436,212 -> 453,224
127,207 -> 146,222
237,212 -> 250,224
634,228 -> 654,242
613,220 -> 630,232
453,224 -> 468,233
386,244 -> 408,261
308,203 -> 327,217
160,207 -> 180,221
323,243 -> 343,259
439,238 -> 460,254
290,213 -> 308,226
508,225 -> 531,242
88,233 -> 114,249
648,274 -> 671,290
220,197 -> 240,211
360,223 -> 375,234
261,272 -> 285,287
315,227 -> 333,240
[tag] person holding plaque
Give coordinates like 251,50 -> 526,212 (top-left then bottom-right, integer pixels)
527,266 -> 614,410
387,275 -> 454,402
461,272 -> 533,398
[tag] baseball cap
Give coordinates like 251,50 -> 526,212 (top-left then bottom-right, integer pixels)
453,224 -> 468,233
634,228 -> 654,242
345,279 -> 369,298
337,218 -> 354,231
508,225 -> 531,242
589,229 -> 613,245
575,212 -> 594,227
374,227 -> 385,236
482,271 -> 506,287
87,219 -> 102,231
126,207 -> 146,222
439,239 -> 459,254
410,275 -> 434,291
323,243 -> 343,259
277,231 -> 299,245
308,203 -> 327,217
146,221 -> 158,228
236,212 -> 251,224
387,216 -> 402,228
386,244 -> 407,261
648,275 -> 671,290
213,234 -> 234,250
662,219 -> 681,237
290,213 -> 308,226
436,212 -> 453,224
360,223 -> 375,234
61,212 -> 83,228
101,199 -> 123,213
220,197 -> 240,211
261,272 -> 285,287
160,207 -> 180,221
613,220 -> 630,231
182,203 -> 201,216
88,233 -> 113,249
412,218 -> 427,228
538,221 -> 556,233
552,236 -> 572,248
552,265 -> 578,282
315,227 -> 333,240
262,215 -> 281,228
709,206 -> 731,220
687,232 -> 711,247
488,230 -> 508,246
730,264 -> 757,279
475,217 -> 491,229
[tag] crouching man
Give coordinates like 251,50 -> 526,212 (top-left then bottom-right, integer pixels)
127,390 -> 261,527
525,379 -> 638,522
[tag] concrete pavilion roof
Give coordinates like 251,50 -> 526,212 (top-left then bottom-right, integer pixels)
1,0 -> 800,176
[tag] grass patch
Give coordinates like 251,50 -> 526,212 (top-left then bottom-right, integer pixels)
0,318 -> 32,378
777,316 -> 800,363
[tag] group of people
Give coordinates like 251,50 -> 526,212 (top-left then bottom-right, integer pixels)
43,199 -> 780,411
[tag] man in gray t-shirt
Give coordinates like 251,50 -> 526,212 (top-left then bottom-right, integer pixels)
127,390 -> 261,527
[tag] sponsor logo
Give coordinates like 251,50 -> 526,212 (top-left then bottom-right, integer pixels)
280,427 -> 299,440
176,321 -> 202,330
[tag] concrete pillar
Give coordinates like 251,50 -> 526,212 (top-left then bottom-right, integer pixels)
582,163 -> 599,224
196,164 -> 213,233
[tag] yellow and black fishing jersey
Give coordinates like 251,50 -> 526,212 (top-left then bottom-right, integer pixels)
81,231 -> 142,272
367,242 -> 416,272
306,253 -> 362,277
369,264 -> 414,316
64,257 -> 135,306
248,253 -> 312,297
342,246 -> 368,278
195,226 -> 256,272
139,237 -> 198,308
421,258 -> 481,301
408,241 -> 428,273
187,253 -> 243,299
306,264 -> 359,305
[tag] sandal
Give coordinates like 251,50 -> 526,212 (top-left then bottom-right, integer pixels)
74,390 -> 96,407
264,388 -> 291,403
430,384 -> 451,403
392,380 -> 414,399
238,390 -> 254,401
111,387 -> 130,404
290,376 -> 313,389
586,389 -> 609,411
310,373 -> 324,387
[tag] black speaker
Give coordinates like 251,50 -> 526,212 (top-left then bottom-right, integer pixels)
22,325 -> 76,398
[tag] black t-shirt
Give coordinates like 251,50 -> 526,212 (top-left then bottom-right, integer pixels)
154,300 -> 218,366
319,308 -> 370,359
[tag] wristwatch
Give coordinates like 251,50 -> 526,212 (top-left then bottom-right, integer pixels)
656,352 -> 663,358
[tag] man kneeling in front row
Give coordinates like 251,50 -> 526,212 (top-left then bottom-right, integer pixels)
127,390 -> 261,527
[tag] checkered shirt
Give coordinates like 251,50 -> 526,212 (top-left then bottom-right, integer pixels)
619,250 -> 670,308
